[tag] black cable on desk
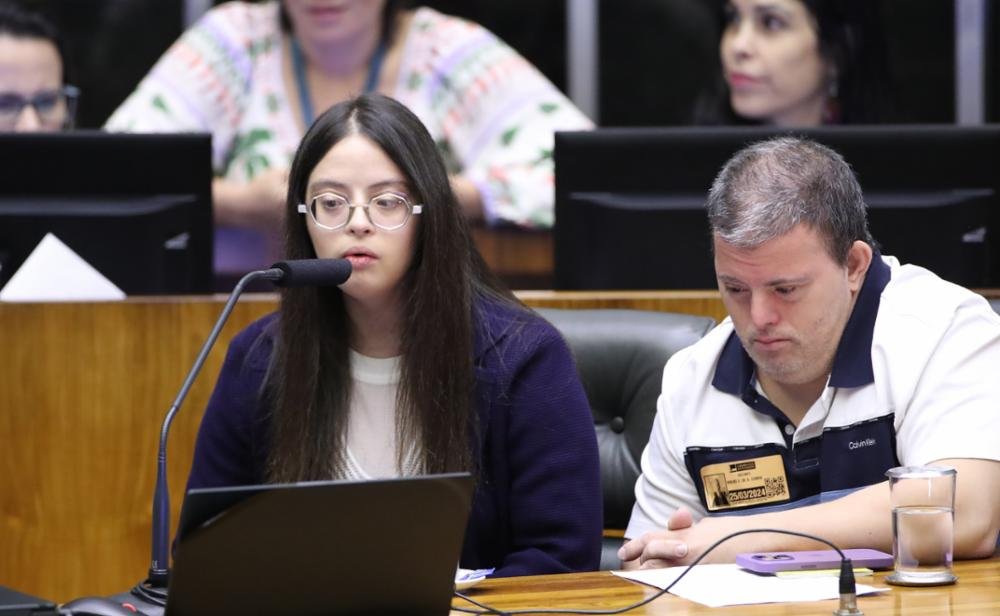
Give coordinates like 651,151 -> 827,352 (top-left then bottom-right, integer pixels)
453,528 -> 862,615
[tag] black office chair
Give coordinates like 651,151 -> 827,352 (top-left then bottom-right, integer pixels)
536,308 -> 716,570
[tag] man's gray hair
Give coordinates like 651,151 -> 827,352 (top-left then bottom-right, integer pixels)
706,136 -> 874,264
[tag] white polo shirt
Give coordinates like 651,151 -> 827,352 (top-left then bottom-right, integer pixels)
626,255 -> 1000,538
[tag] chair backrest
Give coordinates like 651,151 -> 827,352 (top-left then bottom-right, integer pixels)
536,308 -> 715,569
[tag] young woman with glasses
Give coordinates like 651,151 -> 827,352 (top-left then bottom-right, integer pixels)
183,93 -> 602,577
0,2 -> 77,132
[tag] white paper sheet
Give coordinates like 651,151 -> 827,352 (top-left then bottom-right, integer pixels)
0,233 -> 126,302
613,564 -> 888,608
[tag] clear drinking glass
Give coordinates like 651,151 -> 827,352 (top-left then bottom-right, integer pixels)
885,465 -> 958,586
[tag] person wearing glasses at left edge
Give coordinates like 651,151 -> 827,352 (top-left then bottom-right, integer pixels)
183,93 -> 603,577
0,1 -> 77,132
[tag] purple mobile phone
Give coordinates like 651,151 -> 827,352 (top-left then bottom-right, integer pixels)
736,548 -> 894,573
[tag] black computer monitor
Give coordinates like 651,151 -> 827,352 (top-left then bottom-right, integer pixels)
0,131 -> 213,295
555,125 -> 1000,290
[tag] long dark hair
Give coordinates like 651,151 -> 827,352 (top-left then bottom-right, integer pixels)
695,0 -> 892,125
266,93 -> 515,482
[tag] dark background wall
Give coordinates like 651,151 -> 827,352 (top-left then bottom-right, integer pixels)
17,0 -> 986,128
19,0 -> 184,129
992,3 -> 999,121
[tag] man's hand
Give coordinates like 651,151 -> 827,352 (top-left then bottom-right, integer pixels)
621,482 -> 892,571
621,508 -> 757,569
619,459 -> 999,572
619,507 -> 693,569
619,507 -> 833,569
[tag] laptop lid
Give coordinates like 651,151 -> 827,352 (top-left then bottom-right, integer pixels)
166,473 -> 474,616
0,585 -> 57,615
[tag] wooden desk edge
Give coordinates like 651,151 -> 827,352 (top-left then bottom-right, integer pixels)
453,555 -> 1000,615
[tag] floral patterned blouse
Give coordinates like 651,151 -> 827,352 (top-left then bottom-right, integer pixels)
105,1 -> 592,231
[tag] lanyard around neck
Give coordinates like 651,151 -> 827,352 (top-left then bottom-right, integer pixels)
291,36 -> 387,127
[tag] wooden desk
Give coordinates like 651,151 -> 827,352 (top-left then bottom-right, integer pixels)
452,556 -> 1000,614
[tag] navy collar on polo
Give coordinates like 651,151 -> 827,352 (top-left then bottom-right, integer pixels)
712,251 -> 891,398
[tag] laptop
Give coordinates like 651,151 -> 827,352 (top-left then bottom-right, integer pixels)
166,473 -> 474,616
0,585 -> 57,615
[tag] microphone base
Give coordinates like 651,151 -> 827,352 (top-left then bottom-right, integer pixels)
833,592 -> 863,615
129,577 -> 169,609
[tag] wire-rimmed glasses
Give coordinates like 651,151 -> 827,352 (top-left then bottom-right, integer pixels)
0,85 -> 79,130
297,191 -> 423,231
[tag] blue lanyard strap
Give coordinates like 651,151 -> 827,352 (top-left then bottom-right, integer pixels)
291,36 -> 387,127
364,41 -> 387,94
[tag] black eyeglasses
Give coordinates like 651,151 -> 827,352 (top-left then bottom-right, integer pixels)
0,85 -> 79,130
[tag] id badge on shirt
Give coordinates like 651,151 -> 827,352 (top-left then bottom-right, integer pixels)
699,454 -> 790,511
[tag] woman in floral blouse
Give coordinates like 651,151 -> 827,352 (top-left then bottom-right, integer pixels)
105,1 -> 592,276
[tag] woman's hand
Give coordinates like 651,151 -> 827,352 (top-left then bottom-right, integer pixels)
213,167 -> 289,229
450,175 -> 484,223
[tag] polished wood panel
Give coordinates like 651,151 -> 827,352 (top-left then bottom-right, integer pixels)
0,297 -> 276,601
452,556 -> 1000,615
519,289 -> 729,323
472,227 -> 554,289
0,292 -> 722,602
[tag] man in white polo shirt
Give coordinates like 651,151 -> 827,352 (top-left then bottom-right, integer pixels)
619,137 -> 1000,568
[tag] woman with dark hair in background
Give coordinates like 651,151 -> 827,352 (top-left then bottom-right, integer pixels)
184,92 -> 602,577
0,0 -> 78,131
695,0 -> 891,126
105,0 -> 591,278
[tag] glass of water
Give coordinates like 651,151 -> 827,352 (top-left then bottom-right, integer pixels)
885,465 -> 958,586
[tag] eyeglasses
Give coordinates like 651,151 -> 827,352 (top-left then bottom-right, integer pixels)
0,85 -> 79,130
297,191 -> 423,231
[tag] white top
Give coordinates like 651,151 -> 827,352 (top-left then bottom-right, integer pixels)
626,256 -> 1000,538
343,349 -> 420,481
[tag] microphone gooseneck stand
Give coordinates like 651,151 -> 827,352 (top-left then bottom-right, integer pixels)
132,267 -> 285,607
126,258 -> 352,611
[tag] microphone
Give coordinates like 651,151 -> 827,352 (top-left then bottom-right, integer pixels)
132,259 -> 351,606
271,257 -> 352,288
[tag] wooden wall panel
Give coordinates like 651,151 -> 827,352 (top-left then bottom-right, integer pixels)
18,288 -> 996,600
472,227 -> 554,289
518,290 -> 730,323
0,297 -> 277,601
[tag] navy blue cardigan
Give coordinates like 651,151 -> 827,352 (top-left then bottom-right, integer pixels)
184,299 -> 603,577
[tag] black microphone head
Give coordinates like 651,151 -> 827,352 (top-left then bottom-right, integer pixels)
270,258 -> 352,287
